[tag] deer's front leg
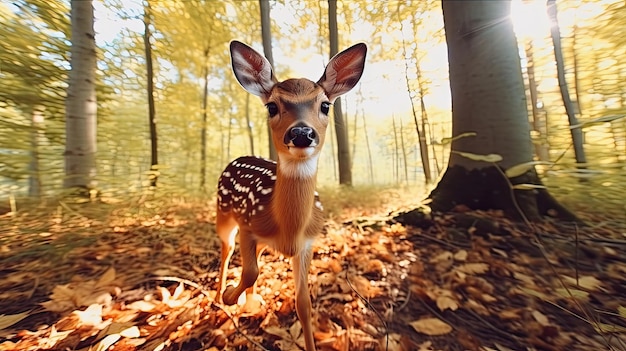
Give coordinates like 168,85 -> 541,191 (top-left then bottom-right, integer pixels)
222,230 -> 259,306
294,242 -> 315,351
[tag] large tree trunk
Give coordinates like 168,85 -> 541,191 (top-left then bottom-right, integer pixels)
259,0 -> 277,161
429,0 -> 576,222
144,1 -> 158,187
328,0 -> 352,186
64,0 -> 97,193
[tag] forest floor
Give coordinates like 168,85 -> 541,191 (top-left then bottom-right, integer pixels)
0,187 -> 625,351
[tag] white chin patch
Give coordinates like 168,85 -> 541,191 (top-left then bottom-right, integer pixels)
279,153 -> 319,178
288,146 -> 315,158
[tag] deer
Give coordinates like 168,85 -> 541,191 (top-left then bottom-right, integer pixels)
215,40 -> 366,351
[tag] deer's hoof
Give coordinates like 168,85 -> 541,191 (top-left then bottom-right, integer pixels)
222,285 -> 239,306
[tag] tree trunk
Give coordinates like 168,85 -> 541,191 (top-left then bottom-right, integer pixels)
547,0 -> 587,165
328,0 -> 352,186
29,106 -> 44,197
200,48 -> 210,190
392,115 -> 400,183
144,1 -> 158,187
415,62 -> 433,183
245,93 -> 255,155
64,0 -> 97,193
429,0 -> 576,222
525,42 -> 550,162
259,0 -> 277,161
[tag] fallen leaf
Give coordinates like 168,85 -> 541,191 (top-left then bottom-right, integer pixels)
531,310 -> 550,326
96,267 -> 116,288
562,275 -> 603,291
436,295 -> 459,311
0,311 -> 30,330
409,317 -> 452,336
456,263 -> 489,275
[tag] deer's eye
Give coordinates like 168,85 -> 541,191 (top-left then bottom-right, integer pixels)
266,102 -> 279,117
321,102 -> 331,115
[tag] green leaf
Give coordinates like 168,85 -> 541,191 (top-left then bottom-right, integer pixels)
452,151 -> 502,163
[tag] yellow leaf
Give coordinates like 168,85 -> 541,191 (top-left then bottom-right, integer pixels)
505,161 -> 553,178
452,151 -> 503,163
511,184 -> 547,190
531,310 -> 550,326
409,317 -> 452,336
453,250 -> 468,261
562,275 -> 603,291
0,311 -> 30,330
436,295 -> 459,311
555,288 -> 589,300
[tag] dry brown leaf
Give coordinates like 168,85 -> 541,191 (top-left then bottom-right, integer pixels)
531,310 -> 550,326
456,263 -> 489,275
562,275 -> 603,291
0,311 -> 30,330
436,295 -> 459,311
453,250 -> 468,261
409,317 -> 452,336
96,267 -> 116,288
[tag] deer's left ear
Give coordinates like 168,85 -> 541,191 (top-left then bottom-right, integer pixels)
318,43 -> 367,102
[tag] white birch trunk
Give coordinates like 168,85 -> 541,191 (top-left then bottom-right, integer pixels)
64,0 -> 97,190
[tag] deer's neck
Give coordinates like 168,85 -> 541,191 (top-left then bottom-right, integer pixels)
270,156 -> 319,256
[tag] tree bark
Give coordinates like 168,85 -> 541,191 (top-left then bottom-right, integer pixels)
144,1 -> 158,187
259,0 -> 277,161
429,0 -> 577,222
525,42 -> 550,162
64,0 -> 97,193
200,46 -> 211,190
547,0 -> 587,165
328,0 -> 352,186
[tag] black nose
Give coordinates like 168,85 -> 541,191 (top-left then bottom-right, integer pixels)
285,125 -> 317,147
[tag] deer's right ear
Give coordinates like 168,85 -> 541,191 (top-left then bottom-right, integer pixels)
230,41 -> 277,98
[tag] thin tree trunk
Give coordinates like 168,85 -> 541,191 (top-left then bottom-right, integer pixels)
525,42 -> 549,161
29,106 -> 44,197
415,61 -> 433,183
361,110 -> 374,183
399,119 -> 409,184
64,0 -> 97,193
200,48 -> 210,190
399,22 -> 431,184
144,1 -> 158,187
259,0 -> 277,161
245,93 -> 255,155
547,0 -> 586,165
392,115 -> 399,183
328,0 -> 352,185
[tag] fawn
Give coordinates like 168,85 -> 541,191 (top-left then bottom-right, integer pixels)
216,40 -> 366,351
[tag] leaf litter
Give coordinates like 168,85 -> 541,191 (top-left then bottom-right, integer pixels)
0,195 -> 625,351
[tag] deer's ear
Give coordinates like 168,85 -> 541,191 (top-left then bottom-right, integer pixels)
230,41 -> 278,98
318,43 -> 367,102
